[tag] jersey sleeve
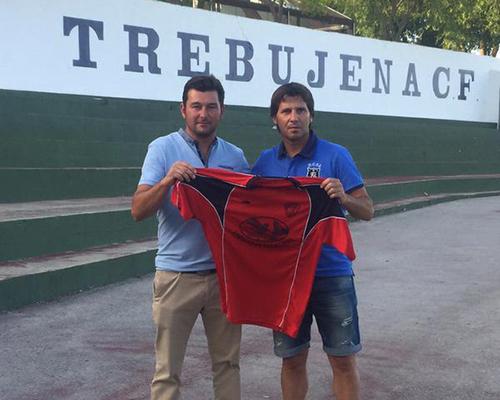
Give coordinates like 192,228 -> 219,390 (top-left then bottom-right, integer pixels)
322,218 -> 356,261
304,184 -> 356,261
171,182 -> 195,221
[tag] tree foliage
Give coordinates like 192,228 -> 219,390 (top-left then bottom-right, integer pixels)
331,0 -> 432,41
262,0 -> 286,23
169,0 -> 499,55
299,0 -> 499,56
435,0 -> 499,56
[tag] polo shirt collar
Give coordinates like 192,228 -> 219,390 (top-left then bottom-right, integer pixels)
178,128 -> 218,166
278,130 -> 317,159
178,128 -> 218,147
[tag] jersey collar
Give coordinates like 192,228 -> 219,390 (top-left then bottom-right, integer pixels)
278,130 -> 317,159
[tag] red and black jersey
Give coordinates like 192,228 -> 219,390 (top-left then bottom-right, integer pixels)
171,168 -> 355,337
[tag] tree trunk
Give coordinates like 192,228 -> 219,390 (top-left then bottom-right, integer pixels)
479,40 -> 486,55
263,0 -> 285,23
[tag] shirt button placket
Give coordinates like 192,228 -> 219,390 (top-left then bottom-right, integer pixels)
287,158 -> 295,177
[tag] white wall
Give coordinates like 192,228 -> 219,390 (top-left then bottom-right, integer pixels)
1,0 -> 499,122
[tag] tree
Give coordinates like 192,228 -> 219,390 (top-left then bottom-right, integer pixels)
322,0 -> 498,56
321,0 -> 434,41
261,0 -> 286,23
434,0 -> 499,56
165,0 -> 499,55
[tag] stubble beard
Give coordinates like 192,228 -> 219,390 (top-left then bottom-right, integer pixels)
283,126 -> 309,143
190,124 -> 217,141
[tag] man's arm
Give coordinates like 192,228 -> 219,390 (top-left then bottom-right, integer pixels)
131,161 -> 196,222
320,178 -> 374,221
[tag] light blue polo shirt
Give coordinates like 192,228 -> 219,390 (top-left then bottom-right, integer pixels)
252,131 -> 364,277
139,129 -> 249,272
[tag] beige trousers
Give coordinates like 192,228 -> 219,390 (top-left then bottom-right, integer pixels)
151,270 -> 241,400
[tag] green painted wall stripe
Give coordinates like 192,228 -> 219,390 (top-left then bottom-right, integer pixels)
0,168 -> 140,203
2,89 -> 499,178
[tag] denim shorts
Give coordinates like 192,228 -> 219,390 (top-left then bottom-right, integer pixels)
273,275 -> 361,358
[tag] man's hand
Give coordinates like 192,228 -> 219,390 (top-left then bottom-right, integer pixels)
131,162 -> 196,222
320,178 -> 347,204
320,177 -> 374,221
162,161 -> 197,187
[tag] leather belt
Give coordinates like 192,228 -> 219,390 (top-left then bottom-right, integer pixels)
183,269 -> 216,275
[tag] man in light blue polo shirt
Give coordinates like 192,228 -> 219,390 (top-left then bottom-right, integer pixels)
131,75 -> 248,400
252,82 -> 374,400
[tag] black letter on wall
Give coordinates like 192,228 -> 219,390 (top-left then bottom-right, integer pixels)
177,32 -> 210,77
63,16 -> 103,68
458,69 -> 474,100
123,25 -> 161,74
308,51 -> 328,88
268,44 -> 294,84
432,67 -> 450,98
402,63 -> 421,97
339,54 -> 362,91
372,58 -> 392,94
225,39 -> 254,82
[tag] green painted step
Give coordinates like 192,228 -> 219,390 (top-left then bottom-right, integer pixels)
373,191 -> 500,217
0,239 -> 156,311
0,197 -> 156,262
0,168 -> 140,203
366,176 -> 500,203
359,162 -> 500,177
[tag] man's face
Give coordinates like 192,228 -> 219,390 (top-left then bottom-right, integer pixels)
180,89 -> 223,139
273,95 -> 312,144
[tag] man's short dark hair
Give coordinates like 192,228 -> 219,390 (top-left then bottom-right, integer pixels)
182,75 -> 225,106
270,82 -> 315,118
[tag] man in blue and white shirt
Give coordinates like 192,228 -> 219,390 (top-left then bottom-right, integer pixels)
253,82 -> 374,400
132,75 -> 248,400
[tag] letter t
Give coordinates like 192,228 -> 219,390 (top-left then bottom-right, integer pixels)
63,16 -> 104,68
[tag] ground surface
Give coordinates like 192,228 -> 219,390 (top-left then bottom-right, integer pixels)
1,196 -> 499,400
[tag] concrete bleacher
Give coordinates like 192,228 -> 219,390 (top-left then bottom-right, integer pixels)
1,89 -> 500,311
0,196 -> 157,310
367,174 -> 500,215
0,91 -> 164,310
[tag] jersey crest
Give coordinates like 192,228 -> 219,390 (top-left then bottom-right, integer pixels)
239,217 -> 289,244
306,162 -> 321,177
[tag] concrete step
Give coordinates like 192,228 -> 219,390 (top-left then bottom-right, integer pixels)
0,239 -> 156,311
0,196 -> 133,221
0,197 -> 156,262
